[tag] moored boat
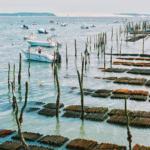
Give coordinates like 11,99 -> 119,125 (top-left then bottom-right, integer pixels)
90,24 -> 96,27
81,23 -> 89,29
24,33 -> 36,40
33,22 -> 37,25
21,25 -> 29,29
38,28 -> 49,34
50,27 -> 55,31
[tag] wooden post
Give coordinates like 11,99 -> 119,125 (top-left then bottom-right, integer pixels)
18,53 -> 22,84
14,81 -> 29,150
111,27 -> 113,40
19,82 -> 28,124
28,46 -> 30,77
120,44 -> 121,54
142,34 -> 144,54
110,46 -> 113,68
104,44 -> 106,69
13,64 -> 15,88
105,32 -> 107,43
125,98 -> 132,150
8,62 -> 10,89
81,57 -> 84,86
53,51 -> 56,69
11,81 -> 16,110
66,44 -> 68,63
77,70 -> 84,120
75,39 -> 77,57
55,65 -> 61,117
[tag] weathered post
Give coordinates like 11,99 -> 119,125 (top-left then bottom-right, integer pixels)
55,65 -> 61,117
142,34 -> 144,54
14,82 -> 29,150
66,44 -> 68,63
120,44 -> 121,54
104,44 -> 106,69
11,81 -> 16,110
125,98 -> 132,150
18,53 -> 22,84
75,39 -> 77,57
8,62 -> 10,89
81,57 -> 84,86
28,46 -> 30,76
77,70 -> 84,120
110,46 -> 113,68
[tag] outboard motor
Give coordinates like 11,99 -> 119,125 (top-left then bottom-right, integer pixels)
56,52 -> 61,63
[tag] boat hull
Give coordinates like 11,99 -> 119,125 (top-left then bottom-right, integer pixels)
22,50 -> 53,62
27,40 -> 55,47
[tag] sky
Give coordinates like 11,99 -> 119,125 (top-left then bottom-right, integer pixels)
0,0 -> 150,16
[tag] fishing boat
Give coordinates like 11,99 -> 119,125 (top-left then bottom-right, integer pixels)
81,23 -> 89,29
33,22 -> 37,25
61,23 -> 67,26
114,20 -> 119,23
27,36 -> 62,47
38,28 -> 49,34
50,20 -> 55,23
22,46 -> 54,62
21,25 -> 29,29
50,27 -> 55,31
24,32 -> 36,40
90,24 -> 96,27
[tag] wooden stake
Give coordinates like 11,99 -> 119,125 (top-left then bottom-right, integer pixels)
28,46 -> 30,77
8,62 -> 10,89
66,44 -> 68,63
77,70 -> 84,120
18,53 -> 22,84
55,65 -> 61,117
125,98 -> 132,150
81,57 -> 84,86
75,39 -> 77,57
110,46 -> 113,68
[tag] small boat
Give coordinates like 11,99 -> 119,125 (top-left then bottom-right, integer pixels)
114,20 -> 119,23
22,46 -> 54,62
33,22 -> 37,25
55,22 -> 59,24
22,46 -> 61,63
21,20 -> 24,22
50,20 -> 55,23
90,24 -> 96,27
50,27 -> 55,31
27,36 -> 62,47
21,25 -> 29,29
38,28 -> 49,34
81,23 -> 89,29
24,32 -> 36,40
61,23 -> 68,26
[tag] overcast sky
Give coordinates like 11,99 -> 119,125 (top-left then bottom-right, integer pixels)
0,0 -> 150,15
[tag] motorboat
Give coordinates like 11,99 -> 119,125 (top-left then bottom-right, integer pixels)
114,20 -> 119,23
50,20 -> 55,23
27,36 -> 62,47
61,23 -> 68,26
38,28 -> 49,34
22,46 -> 54,62
50,27 -> 55,31
33,22 -> 37,25
24,32 -> 36,40
90,24 -> 96,27
21,25 -> 29,29
81,23 -> 89,29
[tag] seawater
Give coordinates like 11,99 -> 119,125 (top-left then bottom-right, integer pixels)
0,16 -> 150,149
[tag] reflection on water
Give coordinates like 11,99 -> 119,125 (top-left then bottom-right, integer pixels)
55,118 -> 60,135
11,110 -> 17,128
80,120 -> 85,138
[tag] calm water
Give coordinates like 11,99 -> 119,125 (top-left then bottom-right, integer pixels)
1,16 -> 150,149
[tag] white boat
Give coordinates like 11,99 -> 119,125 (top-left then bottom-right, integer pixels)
50,27 -> 55,31
27,36 -> 62,47
38,28 -> 49,34
55,22 -> 59,24
61,23 -> 67,26
24,33 -> 36,40
33,22 -> 37,25
22,47 -> 54,62
90,24 -> 96,27
114,20 -> 119,23
81,23 -> 89,29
